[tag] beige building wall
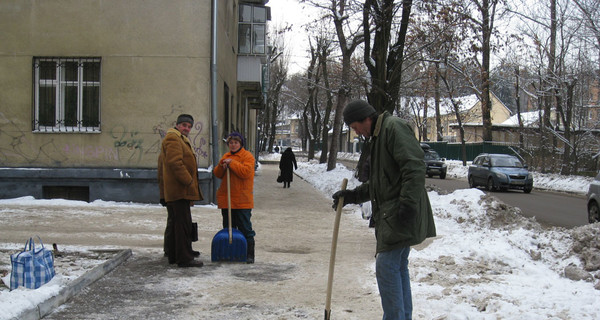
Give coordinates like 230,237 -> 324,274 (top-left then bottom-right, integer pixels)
422,93 -> 512,142
0,0 -> 237,169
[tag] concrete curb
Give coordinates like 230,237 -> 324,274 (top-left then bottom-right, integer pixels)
14,249 -> 132,320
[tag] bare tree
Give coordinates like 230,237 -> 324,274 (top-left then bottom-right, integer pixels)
439,0 -> 507,142
302,0 -> 365,170
259,24 -> 290,153
363,0 -> 413,113
303,37 -> 323,160
318,36 -> 336,163
573,0 -> 600,74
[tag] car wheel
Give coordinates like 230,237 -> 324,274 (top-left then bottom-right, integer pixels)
589,201 -> 600,223
524,186 -> 532,194
427,173 -> 434,178
486,177 -> 495,191
468,176 -> 475,188
439,171 -> 446,179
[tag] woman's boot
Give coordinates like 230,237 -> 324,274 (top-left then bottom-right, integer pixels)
247,241 -> 255,264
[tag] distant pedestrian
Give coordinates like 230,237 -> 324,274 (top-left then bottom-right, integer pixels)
158,114 -> 203,268
213,132 -> 257,263
279,147 -> 297,188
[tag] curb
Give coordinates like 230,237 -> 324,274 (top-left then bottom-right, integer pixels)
14,249 -> 132,320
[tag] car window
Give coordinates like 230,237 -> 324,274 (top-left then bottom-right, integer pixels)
482,157 -> 490,166
491,156 -> 523,167
424,152 -> 439,160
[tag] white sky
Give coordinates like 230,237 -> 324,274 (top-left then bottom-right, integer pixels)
268,0 -> 319,75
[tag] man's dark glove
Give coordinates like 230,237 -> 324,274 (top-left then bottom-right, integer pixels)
332,189 -> 357,210
159,198 -> 167,207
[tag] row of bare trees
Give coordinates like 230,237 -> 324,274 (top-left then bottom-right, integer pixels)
258,0 -> 600,174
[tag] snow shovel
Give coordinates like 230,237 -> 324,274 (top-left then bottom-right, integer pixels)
324,178 -> 348,320
211,167 -> 247,262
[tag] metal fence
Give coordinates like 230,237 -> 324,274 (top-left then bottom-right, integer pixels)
418,141 -> 522,162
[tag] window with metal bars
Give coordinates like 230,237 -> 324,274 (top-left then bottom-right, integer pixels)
33,57 -> 101,132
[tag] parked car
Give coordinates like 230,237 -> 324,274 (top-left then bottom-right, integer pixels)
588,173 -> 600,223
421,144 -> 447,179
468,153 -> 533,193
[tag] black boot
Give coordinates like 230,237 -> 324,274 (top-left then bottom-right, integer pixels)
247,241 -> 255,264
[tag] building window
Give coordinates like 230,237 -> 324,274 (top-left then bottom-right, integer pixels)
33,57 -> 101,132
238,4 -> 269,55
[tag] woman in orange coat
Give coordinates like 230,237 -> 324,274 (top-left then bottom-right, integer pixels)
213,132 -> 256,263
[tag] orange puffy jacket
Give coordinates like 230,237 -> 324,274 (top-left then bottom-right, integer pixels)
213,147 -> 255,209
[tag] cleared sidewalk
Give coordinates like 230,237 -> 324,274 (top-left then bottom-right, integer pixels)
4,163 -> 381,319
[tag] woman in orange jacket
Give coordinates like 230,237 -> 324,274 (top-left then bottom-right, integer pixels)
213,132 -> 256,263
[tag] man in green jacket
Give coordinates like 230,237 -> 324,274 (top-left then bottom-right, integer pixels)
332,100 -> 436,320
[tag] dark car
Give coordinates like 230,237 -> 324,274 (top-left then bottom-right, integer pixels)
588,173 -> 600,223
468,153 -> 533,193
421,143 -> 447,179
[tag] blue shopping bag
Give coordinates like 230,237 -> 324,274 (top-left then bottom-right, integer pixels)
10,236 -> 56,290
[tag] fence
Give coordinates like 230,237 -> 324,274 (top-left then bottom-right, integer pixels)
420,141 -> 522,162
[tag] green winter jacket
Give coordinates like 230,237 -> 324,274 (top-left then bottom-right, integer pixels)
354,112 -> 436,253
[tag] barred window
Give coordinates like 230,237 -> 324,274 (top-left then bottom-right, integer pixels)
33,57 -> 101,132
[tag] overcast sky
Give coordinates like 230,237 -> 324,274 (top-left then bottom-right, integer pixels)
268,0 -> 318,74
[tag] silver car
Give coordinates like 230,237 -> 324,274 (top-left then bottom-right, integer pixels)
588,173 -> 600,223
468,153 -> 533,193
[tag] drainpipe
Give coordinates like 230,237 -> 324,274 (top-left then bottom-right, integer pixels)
210,0 -> 220,204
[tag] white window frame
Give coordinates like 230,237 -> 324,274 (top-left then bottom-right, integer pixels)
33,57 -> 101,132
238,4 -> 268,55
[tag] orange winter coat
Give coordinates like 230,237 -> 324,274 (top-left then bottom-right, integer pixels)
213,147 -> 255,209
158,128 -> 203,203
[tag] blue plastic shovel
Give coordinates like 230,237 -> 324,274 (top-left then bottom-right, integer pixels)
211,167 -> 247,262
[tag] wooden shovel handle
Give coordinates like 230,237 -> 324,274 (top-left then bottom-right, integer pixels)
325,178 -> 348,320
227,167 -> 232,244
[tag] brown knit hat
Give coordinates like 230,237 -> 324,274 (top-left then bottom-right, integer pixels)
343,100 -> 376,125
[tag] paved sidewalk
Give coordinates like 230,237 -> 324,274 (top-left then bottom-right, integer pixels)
9,163 -> 381,319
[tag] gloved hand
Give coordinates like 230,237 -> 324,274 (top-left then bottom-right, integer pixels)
331,189 -> 356,209
160,198 -> 167,207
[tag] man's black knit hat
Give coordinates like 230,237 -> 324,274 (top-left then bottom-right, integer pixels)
343,100 -> 376,125
176,114 -> 194,125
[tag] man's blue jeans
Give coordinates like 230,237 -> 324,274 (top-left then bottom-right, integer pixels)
376,247 -> 412,320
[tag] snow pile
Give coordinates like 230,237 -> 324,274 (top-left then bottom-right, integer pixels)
294,159 -> 600,319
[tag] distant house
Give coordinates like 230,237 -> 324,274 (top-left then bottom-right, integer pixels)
274,117 -> 302,149
0,0 -> 271,203
408,92 -> 512,143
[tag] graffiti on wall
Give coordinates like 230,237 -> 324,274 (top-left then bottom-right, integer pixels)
191,122 -> 208,159
152,105 -> 209,164
0,105 -> 209,167
110,125 -> 145,165
0,112 -> 69,165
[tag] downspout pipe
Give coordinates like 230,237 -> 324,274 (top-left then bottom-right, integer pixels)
210,0 -> 220,204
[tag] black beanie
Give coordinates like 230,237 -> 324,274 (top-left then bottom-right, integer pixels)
176,114 -> 194,125
343,100 -> 376,125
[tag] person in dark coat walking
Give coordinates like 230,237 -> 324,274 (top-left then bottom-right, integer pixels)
279,147 -> 297,188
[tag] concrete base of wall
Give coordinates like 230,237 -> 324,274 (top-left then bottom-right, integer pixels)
0,167 -> 213,205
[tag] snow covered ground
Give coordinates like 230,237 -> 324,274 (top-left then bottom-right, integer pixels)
1,154 -> 599,319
